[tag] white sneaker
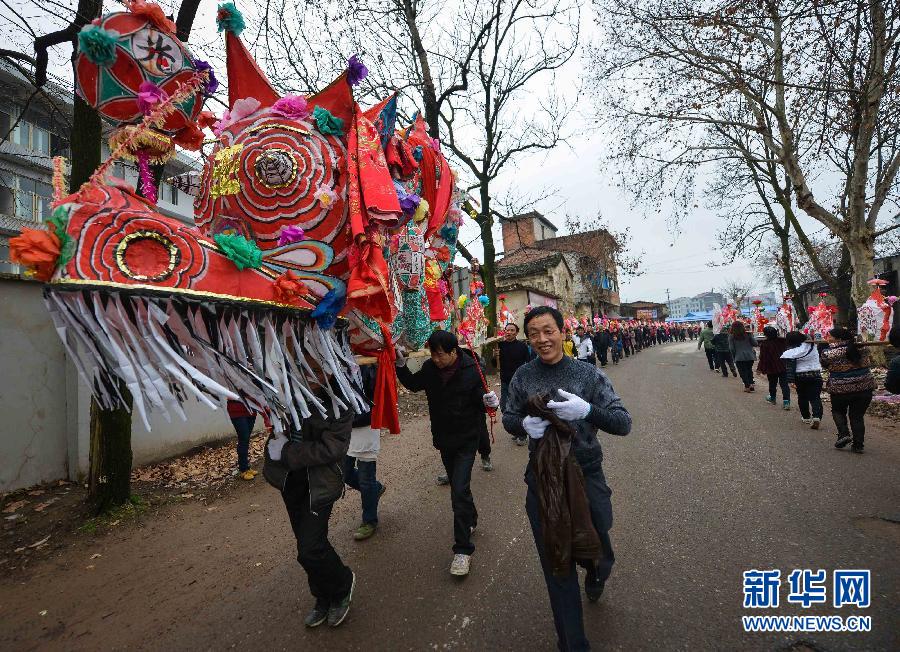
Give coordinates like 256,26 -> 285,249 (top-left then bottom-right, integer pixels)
800,418 -> 812,425
450,553 -> 471,576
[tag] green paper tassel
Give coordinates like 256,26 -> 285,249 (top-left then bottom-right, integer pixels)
313,106 -> 344,137
216,2 -> 245,35
77,25 -> 120,67
214,233 -> 262,270
48,206 -> 74,266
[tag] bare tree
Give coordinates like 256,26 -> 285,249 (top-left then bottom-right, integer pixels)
719,279 -> 753,313
591,0 -> 900,326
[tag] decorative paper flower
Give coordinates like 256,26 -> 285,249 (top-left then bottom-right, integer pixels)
214,233 -> 262,270
213,97 -> 261,135
173,123 -> 205,150
312,106 -> 344,136
128,1 -> 177,34
9,227 -> 61,281
313,185 -> 338,208
413,198 -> 430,223
397,189 -> 421,215
311,288 -> 346,330
137,81 -> 167,116
272,95 -> 309,120
277,225 -> 306,246
818,292 -> 828,298
458,295 -> 468,309
216,2 -> 245,35
347,55 -> 368,86
887,295 -> 899,306
192,59 -> 219,95
273,270 -> 310,305
78,25 -> 120,66
47,206 -> 74,266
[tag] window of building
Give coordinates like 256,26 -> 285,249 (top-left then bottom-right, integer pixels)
5,175 -> 53,222
1,101 -> 68,157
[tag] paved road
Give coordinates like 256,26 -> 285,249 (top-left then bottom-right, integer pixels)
1,342 -> 898,651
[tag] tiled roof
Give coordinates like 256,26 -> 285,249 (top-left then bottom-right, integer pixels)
496,283 -> 562,300
496,249 -> 563,279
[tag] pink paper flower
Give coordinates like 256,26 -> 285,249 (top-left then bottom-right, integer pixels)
213,97 -> 261,135
137,81 -> 167,116
272,95 -> 309,120
314,185 -> 338,208
887,295 -> 898,306
277,225 -> 305,246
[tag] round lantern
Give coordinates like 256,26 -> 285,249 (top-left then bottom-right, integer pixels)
75,11 -> 204,134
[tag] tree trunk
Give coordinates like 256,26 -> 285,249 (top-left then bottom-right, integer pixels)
845,238 -> 876,329
832,245 -> 858,330
69,32 -> 134,513
478,191 -> 497,339
776,229 -> 807,325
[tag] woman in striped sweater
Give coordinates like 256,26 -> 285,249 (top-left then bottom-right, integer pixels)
821,327 -> 876,453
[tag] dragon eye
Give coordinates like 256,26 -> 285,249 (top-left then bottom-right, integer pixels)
254,148 -> 296,188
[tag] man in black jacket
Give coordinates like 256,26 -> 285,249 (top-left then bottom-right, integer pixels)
396,329 -> 499,577
266,374 -> 357,629
593,325 -> 610,367
498,322 -> 533,446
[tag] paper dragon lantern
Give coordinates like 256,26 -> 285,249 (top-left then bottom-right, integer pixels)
803,293 -> 836,341
857,279 -> 895,342
751,299 -> 768,333
75,2 -> 211,201
775,295 -> 796,336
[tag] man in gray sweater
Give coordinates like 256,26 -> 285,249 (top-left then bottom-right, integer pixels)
503,306 -> 631,652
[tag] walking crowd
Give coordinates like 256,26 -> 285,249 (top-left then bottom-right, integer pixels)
698,319 -> 900,454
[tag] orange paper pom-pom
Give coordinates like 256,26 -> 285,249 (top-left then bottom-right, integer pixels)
127,1 -> 178,34
273,271 -> 310,305
9,227 -> 61,281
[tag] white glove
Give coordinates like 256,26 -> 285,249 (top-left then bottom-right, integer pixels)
483,391 -> 500,408
522,416 -> 550,440
546,389 -> 591,421
394,346 -> 408,367
267,434 -> 288,461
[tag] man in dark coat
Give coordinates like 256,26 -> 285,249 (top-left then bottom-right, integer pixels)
593,325 -> 610,367
498,323 -> 534,446
396,329 -> 499,577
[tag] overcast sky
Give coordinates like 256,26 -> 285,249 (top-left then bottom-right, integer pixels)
11,0 -> 784,305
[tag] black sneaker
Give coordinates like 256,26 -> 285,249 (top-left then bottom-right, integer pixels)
327,572 -> 356,627
585,565 -> 605,603
304,599 -> 330,628
834,435 -> 852,449
850,444 -> 864,454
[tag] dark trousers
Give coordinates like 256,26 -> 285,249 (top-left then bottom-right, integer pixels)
736,360 -> 755,387
281,472 -> 353,603
440,447 -> 477,555
830,391 -> 873,446
704,348 -> 717,370
716,351 -> 737,376
525,457 -> 614,652
230,415 -> 255,472
500,380 -> 510,413
478,428 -> 492,459
597,347 -> 608,366
795,376 -> 824,419
343,455 -> 383,525
767,373 -> 790,401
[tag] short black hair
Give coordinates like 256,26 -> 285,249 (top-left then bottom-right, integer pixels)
706,321 -> 713,328
763,325 -> 779,339
505,322 -> 520,332
524,305 -> 564,332
785,330 -> 807,347
427,329 -> 460,354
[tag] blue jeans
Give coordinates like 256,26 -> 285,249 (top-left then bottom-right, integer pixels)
343,456 -> 383,525
525,457 -> 615,652
230,415 -> 255,472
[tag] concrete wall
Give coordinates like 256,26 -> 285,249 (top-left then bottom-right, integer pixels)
0,276 -> 238,492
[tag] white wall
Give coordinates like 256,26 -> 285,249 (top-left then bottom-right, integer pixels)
1,276 -> 239,492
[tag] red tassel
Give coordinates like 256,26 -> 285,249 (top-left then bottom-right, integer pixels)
369,323 -> 401,434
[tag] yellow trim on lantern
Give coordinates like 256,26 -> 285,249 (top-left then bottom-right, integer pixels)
115,230 -> 180,282
246,123 -> 310,136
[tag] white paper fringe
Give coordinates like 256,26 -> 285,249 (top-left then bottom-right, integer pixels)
44,288 -> 366,434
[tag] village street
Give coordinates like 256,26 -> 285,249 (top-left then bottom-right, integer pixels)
0,341 -> 897,651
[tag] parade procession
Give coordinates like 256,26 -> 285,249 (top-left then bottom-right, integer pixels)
0,1 -> 898,650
